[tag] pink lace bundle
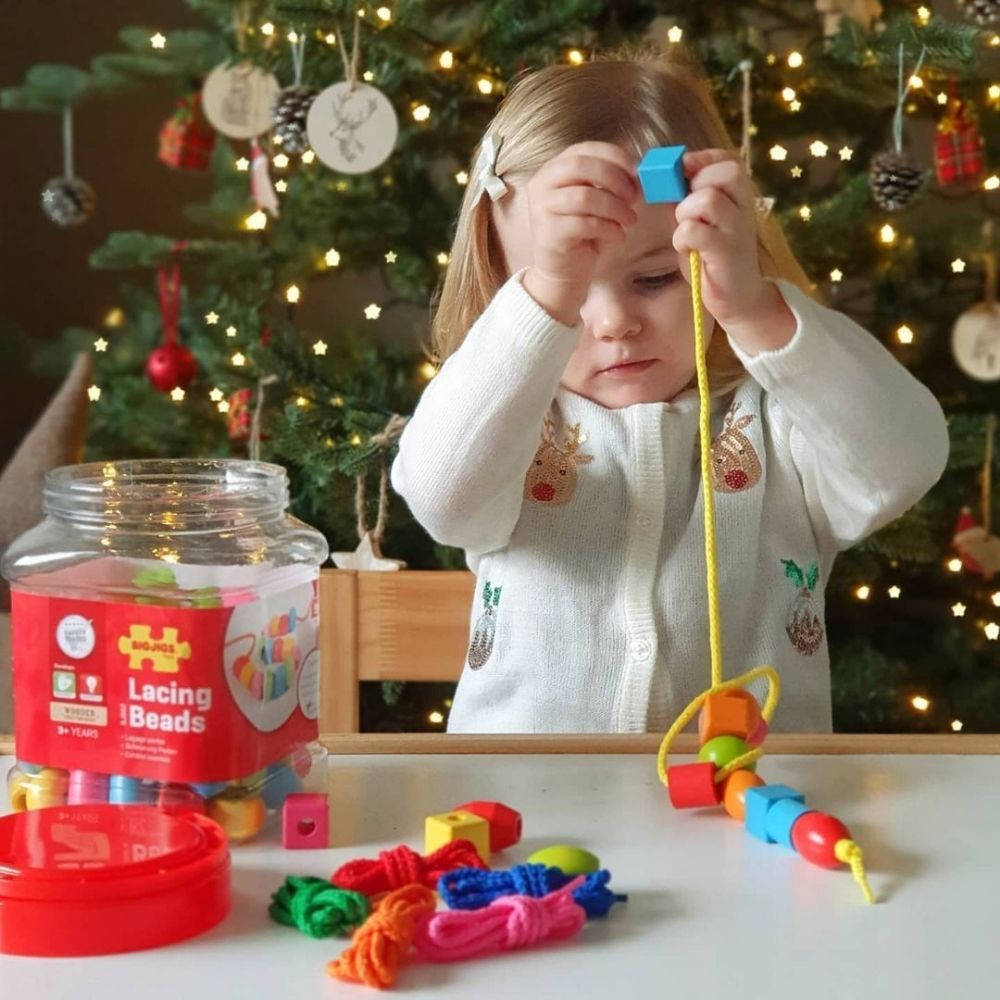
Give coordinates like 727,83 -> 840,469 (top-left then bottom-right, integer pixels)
413,876 -> 587,962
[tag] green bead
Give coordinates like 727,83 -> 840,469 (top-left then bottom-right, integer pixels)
526,845 -> 600,875
698,734 -> 756,772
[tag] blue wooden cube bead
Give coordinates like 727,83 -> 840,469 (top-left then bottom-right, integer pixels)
637,145 -> 688,204
744,783 -> 805,844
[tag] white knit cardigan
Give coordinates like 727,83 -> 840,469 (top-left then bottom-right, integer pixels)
391,272 -> 949,733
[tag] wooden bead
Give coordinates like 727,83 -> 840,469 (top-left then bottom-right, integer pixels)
453,800 -> 522,852
697,735 -> 756,773
698,690 -> 762,745
8,771 -> 30,812
425,810 -> 490,863
667,762 -> 722,809
207,792 -> 266,843
721,769 -> 765,821
790,810 -> 852,869
25,768 -> 69,810
527,845 -> 600,875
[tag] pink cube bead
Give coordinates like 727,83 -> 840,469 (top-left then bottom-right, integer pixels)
282,792 -> 329,849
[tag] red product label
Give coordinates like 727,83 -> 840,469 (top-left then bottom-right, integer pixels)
11,579 -> 321,783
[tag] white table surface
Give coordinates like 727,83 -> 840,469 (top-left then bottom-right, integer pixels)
1,750 -> 997,999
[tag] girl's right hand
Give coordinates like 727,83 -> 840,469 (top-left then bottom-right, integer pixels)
521,141 -> 640,326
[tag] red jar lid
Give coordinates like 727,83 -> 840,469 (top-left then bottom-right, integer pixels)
0,805 -> 230,956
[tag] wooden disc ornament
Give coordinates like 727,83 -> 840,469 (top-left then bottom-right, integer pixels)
306,81 -> 398,174
952,302 -> 1000,381
202,62 -> 280,140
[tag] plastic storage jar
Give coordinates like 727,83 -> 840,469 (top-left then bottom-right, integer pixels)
2,459 -> 330,843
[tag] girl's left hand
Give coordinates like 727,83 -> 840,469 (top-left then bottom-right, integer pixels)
671,149 -> 776,331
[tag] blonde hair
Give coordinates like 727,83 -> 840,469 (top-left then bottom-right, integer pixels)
432,45 -> 815,392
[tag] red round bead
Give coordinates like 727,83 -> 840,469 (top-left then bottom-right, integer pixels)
667,762 -> 723,809
790,810 -> 851,869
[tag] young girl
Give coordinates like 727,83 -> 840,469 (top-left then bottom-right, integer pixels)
390,50 -> 949,734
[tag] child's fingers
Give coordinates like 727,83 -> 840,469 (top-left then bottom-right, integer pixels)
554,215 -> 628,245
672,218 -> 727,259
541,147 -> 639,205
682,148 -> 739,178
686,159 -> 754,213
674,187 -> 743,233
548,187 -> 638,228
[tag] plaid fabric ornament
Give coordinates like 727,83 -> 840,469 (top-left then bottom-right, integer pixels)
935,97 -> 985,187
158,93 -> 216,172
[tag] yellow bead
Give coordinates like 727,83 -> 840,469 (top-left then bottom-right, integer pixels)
424,810 -> 490,864
8,772 -> 31,812
207,792 -> 266,843
25,768 -> 69,810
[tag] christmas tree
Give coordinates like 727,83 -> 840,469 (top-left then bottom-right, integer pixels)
4,0 -> 998,732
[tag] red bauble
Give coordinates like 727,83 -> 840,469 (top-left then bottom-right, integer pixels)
146,342 -> 197,392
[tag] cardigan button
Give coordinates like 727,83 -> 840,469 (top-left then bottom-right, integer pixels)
630,637 -> 653,661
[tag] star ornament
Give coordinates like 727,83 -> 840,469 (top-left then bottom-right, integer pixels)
331,531 -> 406,571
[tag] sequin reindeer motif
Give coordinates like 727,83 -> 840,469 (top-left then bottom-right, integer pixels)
524,416 -> 593,506
781,558 -> 824,656
468,581 -> 502,670
711,401 -> 762,493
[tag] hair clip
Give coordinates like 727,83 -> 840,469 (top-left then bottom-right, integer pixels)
472,133 -> 509,203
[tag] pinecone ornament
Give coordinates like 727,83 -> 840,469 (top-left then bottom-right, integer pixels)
868,149 -> 925,212
467,582 -> 502,670
40,177 -> 95,227
955,0 -> 999,26
272,85 -> 317,154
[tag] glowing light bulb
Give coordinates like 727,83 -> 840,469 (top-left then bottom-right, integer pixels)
232,352 -> 247,367
911,695 -> 930,712
809,141 -> 828,157
245,209 -> 268,231
947,558 -> 963,573
830,269 -> 843,282
896,324 -> 915,345
879,224 -> 896,244
568,49 -> 584,65
286,284 -> 301,304
788,51 -> 804,68
855,584 -> 871,600
87,385 -> 102,402
769,145 -> 788,161
667,26 -> 683,43
325,248 -> 341,267
313,340 -> 328,356
412,104 -> 430,122
150,32 -> 166,49
93,337 -> 108,352
477,78 -> 494,95
439,50 -> 454,69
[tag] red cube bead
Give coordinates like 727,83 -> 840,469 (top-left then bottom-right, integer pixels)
667,762 -> 722,809
453,800 -> 522,852
790,810 -> 852,869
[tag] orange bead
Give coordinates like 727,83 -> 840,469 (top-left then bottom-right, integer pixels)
721,769 -> 765,821
698,689 -> 763,745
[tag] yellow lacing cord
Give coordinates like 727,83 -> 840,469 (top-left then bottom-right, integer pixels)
835,839 -> 875,905
655,250 -> 781,788
655,251 -> 874,905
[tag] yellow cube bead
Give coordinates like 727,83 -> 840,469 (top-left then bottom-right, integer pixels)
424,810 -> 490,864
